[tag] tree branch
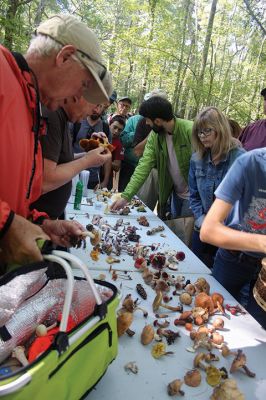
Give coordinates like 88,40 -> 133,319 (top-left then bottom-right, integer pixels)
243,0 -> 266,36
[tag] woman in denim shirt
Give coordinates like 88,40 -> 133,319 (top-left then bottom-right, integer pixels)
189,107 -> 245,267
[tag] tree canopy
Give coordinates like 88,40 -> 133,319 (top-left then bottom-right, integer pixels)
1,0 -> 265,124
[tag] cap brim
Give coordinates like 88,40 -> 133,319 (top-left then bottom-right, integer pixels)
81,59 -> 112,104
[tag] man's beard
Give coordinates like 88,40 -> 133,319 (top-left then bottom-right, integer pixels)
152,123 -> 165,135
90,113 -> 100,121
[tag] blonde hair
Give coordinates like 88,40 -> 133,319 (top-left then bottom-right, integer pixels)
192,106 -> 239,160
26,35 -> 85,68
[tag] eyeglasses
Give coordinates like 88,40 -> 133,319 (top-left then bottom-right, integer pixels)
197,128 -> 215,137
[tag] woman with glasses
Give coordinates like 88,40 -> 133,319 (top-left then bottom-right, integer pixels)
188,106 -> 245,268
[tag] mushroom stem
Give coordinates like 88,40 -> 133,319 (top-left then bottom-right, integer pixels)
12,346 -> 29,367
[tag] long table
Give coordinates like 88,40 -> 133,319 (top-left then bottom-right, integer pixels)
66,192 -> 211,275
67,191 -> 266,399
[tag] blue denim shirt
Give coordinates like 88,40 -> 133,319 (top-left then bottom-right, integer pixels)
189,147 -> 245,229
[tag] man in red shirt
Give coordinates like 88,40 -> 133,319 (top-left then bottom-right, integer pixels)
0,14 -> 112,268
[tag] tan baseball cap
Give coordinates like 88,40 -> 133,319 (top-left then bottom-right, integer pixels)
36,14 -> 112,104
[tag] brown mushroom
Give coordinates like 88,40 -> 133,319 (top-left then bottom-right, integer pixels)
141,325 -> 154,345
193,353 -> 209,371
212,317 -> 225,330
153,291 -> 183,313
195,293 -> 214,314
194,277 -> 210,294
230,349 -> 256,378
167,379 -> 184,396
211,332 -> 224,346
117,312 -> 134,337
184,369 -> 201,387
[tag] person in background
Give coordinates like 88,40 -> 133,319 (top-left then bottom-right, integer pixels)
189,107 -> 245,268
102,90 -> 117,122
0,14 -> 112,268
200,148 -> 266,328
109,115 -> 125,177
31,97 -> 111,219
228,119 -> 242,139
108,96 -> 132,123
132,89 -> 168,210
111,97 -> 193,219
72,104 -> 112,189
240,88 -> 266,150
118,114 -> 143,191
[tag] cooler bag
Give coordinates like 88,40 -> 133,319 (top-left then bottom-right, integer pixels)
0,251 -> 119,399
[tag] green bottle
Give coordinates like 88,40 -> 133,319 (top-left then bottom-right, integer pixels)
74,180 -> 83,210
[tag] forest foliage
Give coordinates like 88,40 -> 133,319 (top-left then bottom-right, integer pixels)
0,0 -> 265,125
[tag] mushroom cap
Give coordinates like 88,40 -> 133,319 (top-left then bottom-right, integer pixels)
230,350 -> 246,373
184,369 -> 201,387
167,379 -> 184,396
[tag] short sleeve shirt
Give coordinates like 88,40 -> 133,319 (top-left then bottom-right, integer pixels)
112,137 -> 124,161
214,149 -> 266,255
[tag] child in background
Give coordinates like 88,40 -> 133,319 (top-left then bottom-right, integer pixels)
109,115 -> 125,188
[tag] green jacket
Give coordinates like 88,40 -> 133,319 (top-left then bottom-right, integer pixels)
122,117 -> 193,217
120,115 -> 142,167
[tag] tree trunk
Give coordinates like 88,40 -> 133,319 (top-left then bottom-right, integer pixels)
196,0 -> 218,108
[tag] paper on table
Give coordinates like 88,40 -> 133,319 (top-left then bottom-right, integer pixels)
80,171 -> 90,197
72,174 -> 80,195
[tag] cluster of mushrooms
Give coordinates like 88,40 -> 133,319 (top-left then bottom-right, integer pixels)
116,267 -> 255,399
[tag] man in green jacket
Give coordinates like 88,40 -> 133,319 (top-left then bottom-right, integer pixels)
111,96 -> 193,218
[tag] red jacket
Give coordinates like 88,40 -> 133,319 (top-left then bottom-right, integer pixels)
0,45 -> 45,237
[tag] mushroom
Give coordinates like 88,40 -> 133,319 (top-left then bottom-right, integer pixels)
206,365 -> 223,387
221,345 -> 237,358
153,291 -> 183,313
194,277 -> 210,294
184,369 -> 201,387
141,325 -> 154,345
211,332 -> 224,346
212,317 -> 225,330
185,283 -> 196,296
179,292 -> 192,305
154,319 -> 170,328
195,293 -> 214,314
122,295 -> 148,317
167,379 -> 185,396
117,312 -> 134,337
210,379 -> 245,400
36,322 -> 57,337
230,349 -> 256,377
193,353 -> 208,371
124,361 -> 138,374
12,346 -> 29,367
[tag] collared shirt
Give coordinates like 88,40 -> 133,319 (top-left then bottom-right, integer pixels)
189,146 -> 245,228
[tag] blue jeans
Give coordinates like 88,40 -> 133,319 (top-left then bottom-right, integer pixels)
170,192 -> 193,218
192,229 -> 217,269
213,249 -> 266,329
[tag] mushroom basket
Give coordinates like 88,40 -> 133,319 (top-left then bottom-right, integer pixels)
0,251 -> 119,400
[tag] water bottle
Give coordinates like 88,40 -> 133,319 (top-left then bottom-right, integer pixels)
74,180 -> 83,210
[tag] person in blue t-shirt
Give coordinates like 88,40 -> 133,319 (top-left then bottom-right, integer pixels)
200,148 -> 266,328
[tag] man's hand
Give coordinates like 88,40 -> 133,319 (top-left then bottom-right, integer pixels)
0,214 -> 50,265
84,147 -> 111,168
110,198 -> 129,211
41,219 -> 85,247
